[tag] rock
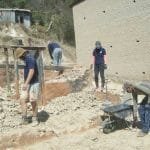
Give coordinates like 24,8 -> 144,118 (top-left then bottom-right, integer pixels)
56,112 -> 60,115
91,137 -> 98,142
0,113 -> 6,119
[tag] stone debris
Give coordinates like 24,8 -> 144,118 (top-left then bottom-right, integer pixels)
0,97 -> 21,133
0,87 -> 103,134
44,91 -> 101,115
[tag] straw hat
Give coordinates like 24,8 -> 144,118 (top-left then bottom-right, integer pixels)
15,48 -> 26,59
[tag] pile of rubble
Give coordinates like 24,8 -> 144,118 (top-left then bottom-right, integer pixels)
45,66 -> 88,83
0,88 -> 103,135
44,91 -> 101,116
0,97 -> 21,133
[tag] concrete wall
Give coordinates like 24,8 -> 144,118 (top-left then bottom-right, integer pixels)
73,0 -> 150,81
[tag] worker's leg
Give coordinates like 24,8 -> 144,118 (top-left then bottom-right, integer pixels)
20,100 -> 27,117
52,48 -> 58,66
144,104 -> 150,132
138,104 -> 150,133
138,105 -> 145,129
57,48 -> 62,66
29,83 -> 40,127
20,88 -> 29,124
94,64 -> 100,88
99,64 -> 105,89
31,101 -> 38,118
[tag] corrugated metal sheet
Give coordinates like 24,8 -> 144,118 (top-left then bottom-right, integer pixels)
0,10 -> 15,22
0,9 -> 31,28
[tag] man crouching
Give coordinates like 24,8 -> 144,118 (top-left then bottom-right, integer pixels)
15,48 -> 40,126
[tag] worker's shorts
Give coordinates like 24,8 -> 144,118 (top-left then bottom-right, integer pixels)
20,82 -> 40,102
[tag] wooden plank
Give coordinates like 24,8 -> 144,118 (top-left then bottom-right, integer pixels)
4,48 -> 11,95
44,65 -> 73,70
0,64 -> 74,70
0,64 -> 24,69
13,50 -> 19,100
38,50 -> 45,106
0,45 -> 46,51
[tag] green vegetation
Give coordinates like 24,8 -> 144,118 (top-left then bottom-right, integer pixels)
0,0 -> 78,45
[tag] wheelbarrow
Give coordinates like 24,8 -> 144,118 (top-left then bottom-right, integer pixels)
101,100 -> 133,134
101,81 -> 150,134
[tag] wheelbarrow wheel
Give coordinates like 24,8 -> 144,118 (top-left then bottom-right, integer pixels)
103,122 -> 116,134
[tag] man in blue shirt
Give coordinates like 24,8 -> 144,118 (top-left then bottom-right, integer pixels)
92,41 -> 107,92
48,41 -> 62,66
124,82 -> 150,137
15,48 -> 40,126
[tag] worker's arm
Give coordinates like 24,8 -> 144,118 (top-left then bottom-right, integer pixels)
23,69 -> 34,90
49,50 -> 53,59
104,49 -> 107,69
104,55 -> 107,64
48,44 -> 53,59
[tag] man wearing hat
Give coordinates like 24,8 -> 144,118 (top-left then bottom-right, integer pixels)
15,48 -> 40,126
92,41 -> 107,92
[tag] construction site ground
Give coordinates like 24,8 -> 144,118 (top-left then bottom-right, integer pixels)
0,66 -> 150,150
0,24 -> 149,150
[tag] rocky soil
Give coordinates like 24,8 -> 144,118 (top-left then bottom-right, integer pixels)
0,90 -> 101,134
0,86 -> 103,149
27,127 -> 150,150
0,97 -> 21,133
0,78 -> 150,150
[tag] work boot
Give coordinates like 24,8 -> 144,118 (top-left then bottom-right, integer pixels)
21,116 -> 28,125
31,117 -> 39,127
137,131 -> 148,137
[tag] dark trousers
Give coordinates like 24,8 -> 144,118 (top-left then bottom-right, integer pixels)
94,64 -> 105,88
138,104 -> 150,133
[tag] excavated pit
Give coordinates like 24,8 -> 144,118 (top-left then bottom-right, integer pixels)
0,66 -> 122,149
0,90 -> 103,149
0,66 -> 103,149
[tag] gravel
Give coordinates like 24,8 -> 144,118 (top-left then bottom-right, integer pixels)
0,89 -> 102,134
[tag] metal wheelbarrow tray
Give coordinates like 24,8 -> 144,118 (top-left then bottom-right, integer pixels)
101,103 -> 133,134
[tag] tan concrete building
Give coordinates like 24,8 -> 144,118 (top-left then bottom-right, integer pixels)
72,0 -> 150,81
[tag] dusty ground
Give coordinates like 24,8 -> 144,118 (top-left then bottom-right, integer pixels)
0,77 -> 150,150
27,127 -> 150,150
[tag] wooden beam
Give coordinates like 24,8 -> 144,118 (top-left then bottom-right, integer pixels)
13,50 -> 19,100
38,50 -> 45,106
0,45 -> 46,51
0,64 -> 74,70
4,48 -> 11,95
